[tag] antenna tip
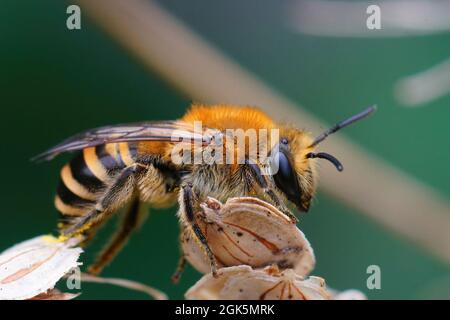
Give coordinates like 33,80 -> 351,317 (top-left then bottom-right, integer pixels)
356,104 -> 377,121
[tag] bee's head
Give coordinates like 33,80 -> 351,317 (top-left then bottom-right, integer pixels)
272,128 -> 317,212
273,106 -> 376,212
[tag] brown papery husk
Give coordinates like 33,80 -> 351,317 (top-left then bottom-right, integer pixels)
185,265 -> 331,300
181,197 -> 315,277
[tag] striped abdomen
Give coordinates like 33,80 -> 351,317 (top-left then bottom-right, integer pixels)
55,142 -> 138,220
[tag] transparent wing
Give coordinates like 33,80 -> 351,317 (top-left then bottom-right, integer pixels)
32,120 -> 211,161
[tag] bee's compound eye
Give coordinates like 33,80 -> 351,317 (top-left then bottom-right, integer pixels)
276,152 -> 293,183
281,138 -> 288,145
273,151 -> 303,210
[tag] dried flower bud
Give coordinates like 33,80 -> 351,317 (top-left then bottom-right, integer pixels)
181,197 -> 315,276
185,265 -> 331,300
0,235 -> 83,300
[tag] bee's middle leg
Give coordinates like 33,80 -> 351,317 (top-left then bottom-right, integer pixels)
171,251 -> 187,283
180,183 -> 218,277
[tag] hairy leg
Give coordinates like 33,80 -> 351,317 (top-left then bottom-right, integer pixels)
246,162 -> 298,223
88,198 -> 146,275
61,164 -> 145,237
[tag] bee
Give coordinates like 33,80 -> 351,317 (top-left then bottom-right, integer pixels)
34,104 -> 375,276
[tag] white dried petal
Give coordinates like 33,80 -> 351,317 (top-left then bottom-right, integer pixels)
0,235 -> 83,300
186,265 -> 331,300
182,197 -> 315,276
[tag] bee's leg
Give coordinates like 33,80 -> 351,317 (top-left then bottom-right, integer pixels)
180,183 -> 218,277
62,164 -> 146,237
171,254 -> 187,284
246,162 -> 298,223
88,198 -> 145,275
171,227 -> 188,283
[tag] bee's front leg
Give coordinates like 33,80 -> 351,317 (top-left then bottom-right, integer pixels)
179,183 -> 219,278
246,161 -> 298,223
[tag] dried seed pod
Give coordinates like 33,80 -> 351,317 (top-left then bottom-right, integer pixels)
0,235 -> 83,300
185,265 -> 331,300
181,197 -> 315,276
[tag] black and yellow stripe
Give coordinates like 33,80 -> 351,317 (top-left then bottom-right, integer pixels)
55,142 -> 138,219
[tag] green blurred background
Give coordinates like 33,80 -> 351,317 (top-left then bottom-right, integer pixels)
1,0 -> 449,299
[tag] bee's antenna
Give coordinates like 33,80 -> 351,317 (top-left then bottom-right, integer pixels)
310,105 -> 377,147
307,152 -> 343,172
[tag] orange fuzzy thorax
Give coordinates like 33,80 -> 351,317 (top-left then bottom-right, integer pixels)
182,104 -> 315,177
183,105 -> 278,170
181,104 -> 277,131
138,105 -> 279,163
